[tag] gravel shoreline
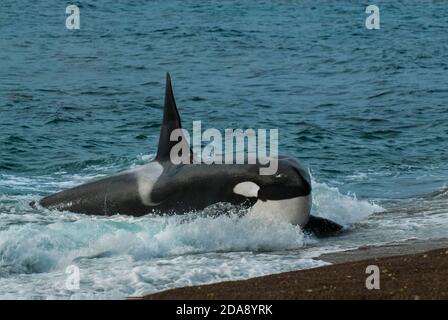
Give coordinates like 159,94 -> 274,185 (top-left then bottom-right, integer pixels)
137,238 -> 448,300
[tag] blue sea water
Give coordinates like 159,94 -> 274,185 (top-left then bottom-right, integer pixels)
1,1 -> 448,298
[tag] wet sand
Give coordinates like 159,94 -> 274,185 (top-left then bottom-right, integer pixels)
139,238 -> 448,300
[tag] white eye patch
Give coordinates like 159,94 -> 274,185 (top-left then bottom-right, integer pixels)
233,181 -> 260,198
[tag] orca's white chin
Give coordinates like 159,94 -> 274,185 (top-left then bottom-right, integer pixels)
248,194 -> 311,226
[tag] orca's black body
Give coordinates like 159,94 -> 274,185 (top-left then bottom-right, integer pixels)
38,74 -> 342,236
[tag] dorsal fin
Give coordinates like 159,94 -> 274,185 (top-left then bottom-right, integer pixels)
155,73 -> 191,162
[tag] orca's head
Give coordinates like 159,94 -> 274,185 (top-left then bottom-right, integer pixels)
255,156 -> 311,201
230,156 -> 312,226
232,156 -> 311,203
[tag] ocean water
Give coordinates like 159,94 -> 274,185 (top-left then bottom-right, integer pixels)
1,0 -> 448,299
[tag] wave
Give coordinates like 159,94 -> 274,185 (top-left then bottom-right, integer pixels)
311,181 -> 384,226
0,173 -> 383,275
0,212 -> 306,274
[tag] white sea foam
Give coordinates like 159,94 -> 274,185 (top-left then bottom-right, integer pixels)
0,212 -> 306,274
0,208 -> 320,299
311,180 -> 384,226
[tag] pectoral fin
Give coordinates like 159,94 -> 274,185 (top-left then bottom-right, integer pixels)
303,215 -> 343,237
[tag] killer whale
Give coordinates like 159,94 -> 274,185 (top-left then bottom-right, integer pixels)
37,74 -> 342,236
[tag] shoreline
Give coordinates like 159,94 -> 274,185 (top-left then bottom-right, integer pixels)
138,238 -> 448,300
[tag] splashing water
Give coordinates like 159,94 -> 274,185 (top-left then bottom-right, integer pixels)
0,162 -> 388,299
